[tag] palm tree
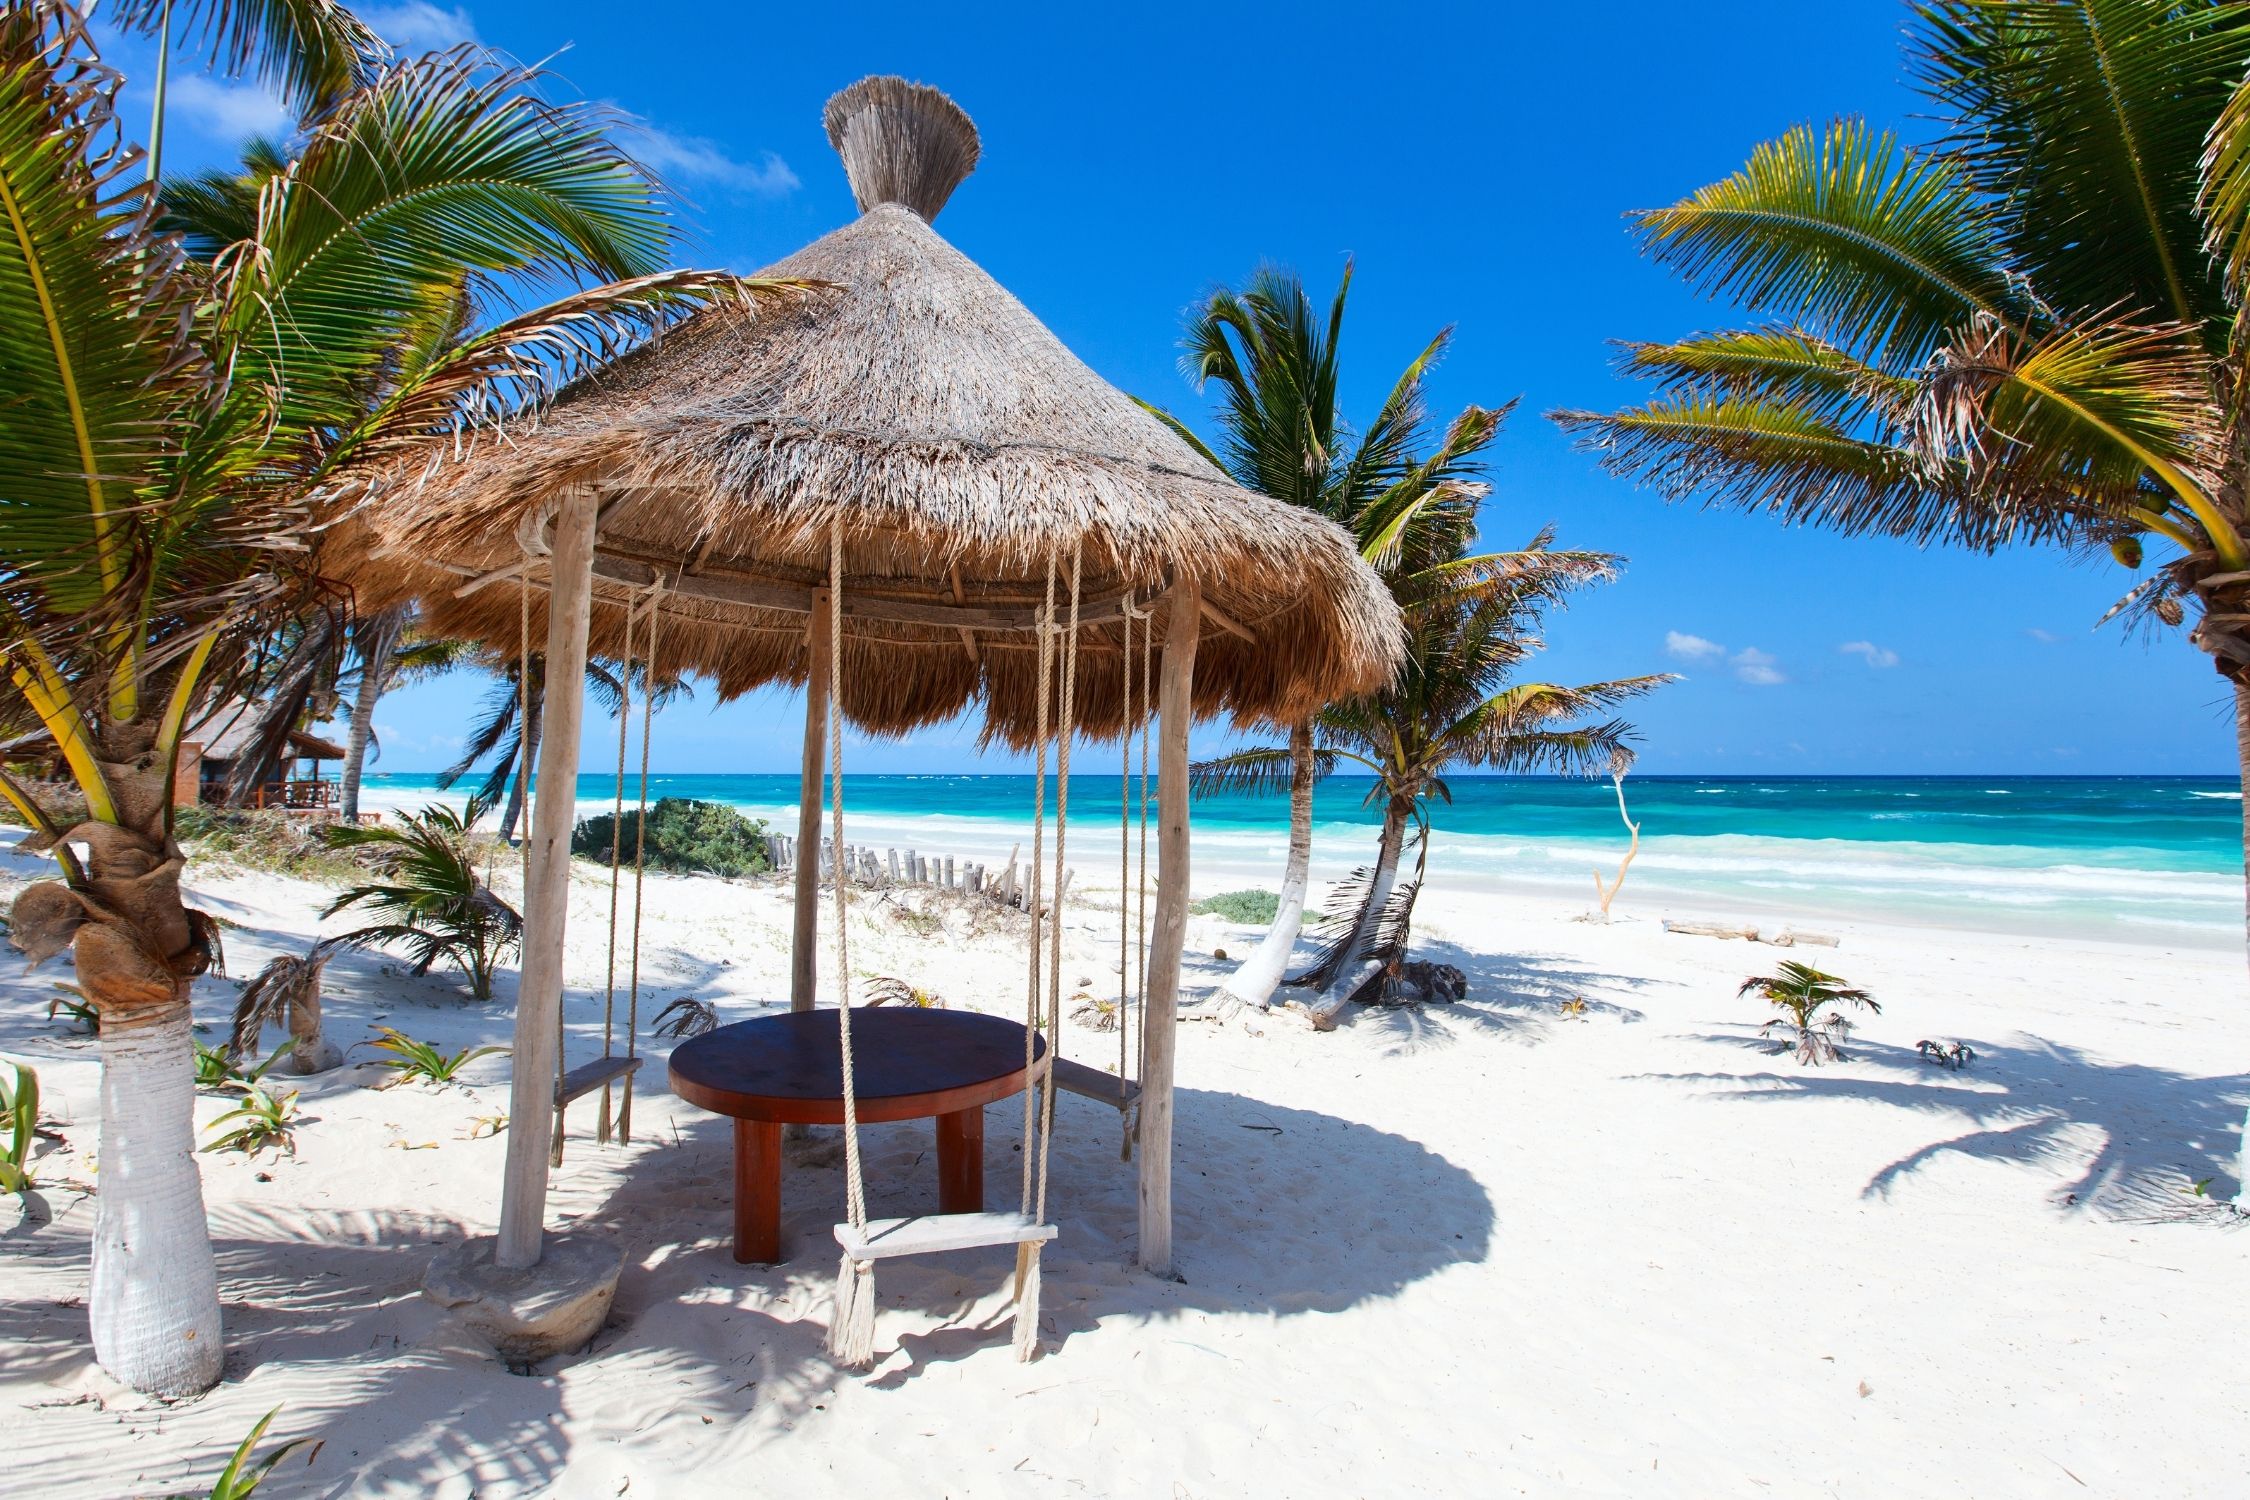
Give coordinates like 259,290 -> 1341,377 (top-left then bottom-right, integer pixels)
1144,264 -> 1490,1009
0,4 -> 782,1395
1551,0 -> 2250,1188
322,803 -> 522,1000
1743,962 -> 1880,1066
338,609 -> 472,822
441,650 -> 691,841
1288,538 -> 1667,1019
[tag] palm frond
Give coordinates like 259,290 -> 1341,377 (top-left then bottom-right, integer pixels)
0,5 -> 209,621
1913,0 -> 2248,335
108,0 -> 385,115
1905,310 -> 2224,546
1632,119 -> 2019,365
1189,744 -> 1339,799
213,46 -> 678,449
1555,392 -> 2086,550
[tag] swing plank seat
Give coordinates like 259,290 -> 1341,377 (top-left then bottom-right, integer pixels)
555,1054 -> 642,1109
836,1210 -> 1056,1262
1046,1056 -> 1140,1112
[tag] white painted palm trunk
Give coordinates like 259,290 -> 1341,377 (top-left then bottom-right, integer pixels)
92,1011 -> 224,1396
1216,726 -> 1315,1008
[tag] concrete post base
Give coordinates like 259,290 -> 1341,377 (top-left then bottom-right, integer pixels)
423,1233 -> 624,1367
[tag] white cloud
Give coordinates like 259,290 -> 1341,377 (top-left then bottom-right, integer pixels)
1839,639 -> 1900,669
1731,648 -> 1786,686
168,73 -> 292,139
631,126 -> 800,195
1664,630 -> 1726,662
2026,627 -> 2061,644
362,3 -> 480,51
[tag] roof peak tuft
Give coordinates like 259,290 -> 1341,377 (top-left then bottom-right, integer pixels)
823,75 -> 980,221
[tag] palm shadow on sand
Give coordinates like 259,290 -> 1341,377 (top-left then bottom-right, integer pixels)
1643,1030 -> 2249,1208
1,1082 -> 1492,1494
1311,936 -> 1651,1057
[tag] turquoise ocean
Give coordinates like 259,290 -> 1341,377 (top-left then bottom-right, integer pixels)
361,773 -> 2242,947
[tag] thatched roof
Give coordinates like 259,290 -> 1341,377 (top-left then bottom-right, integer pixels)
338,76 -> 1401,742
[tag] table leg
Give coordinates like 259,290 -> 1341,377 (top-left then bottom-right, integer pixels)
735,1118 -> 783,1264
935,1104 -> 984,1214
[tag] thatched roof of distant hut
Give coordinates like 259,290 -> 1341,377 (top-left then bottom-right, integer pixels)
338,77 -> 1401,741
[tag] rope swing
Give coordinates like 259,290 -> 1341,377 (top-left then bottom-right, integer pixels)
525,541 -> 657,1165
825,527 -> 1071,1369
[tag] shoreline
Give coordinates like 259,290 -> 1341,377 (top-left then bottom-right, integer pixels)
356,776 -> 2245,951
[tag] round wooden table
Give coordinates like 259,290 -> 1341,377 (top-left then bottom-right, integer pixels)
668,1008 -> 1044,1264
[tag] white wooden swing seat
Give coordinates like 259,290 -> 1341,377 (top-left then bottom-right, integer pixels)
835,1211 -> 1057,1261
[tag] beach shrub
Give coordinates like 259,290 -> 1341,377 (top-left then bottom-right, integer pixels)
202,1085 -> 300,1158
321,806 -> 521,1000
175,807 -> 366,884
1742,962 -> 1879,1065
572,797 -> 771,877
194,1039 -> 290,1093
1191,888 -> 1280,925
365,1026 -> 508,1085
199,1406 -> 320,1498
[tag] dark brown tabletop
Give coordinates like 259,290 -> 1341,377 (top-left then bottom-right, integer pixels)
668,1007 -> 1045,1126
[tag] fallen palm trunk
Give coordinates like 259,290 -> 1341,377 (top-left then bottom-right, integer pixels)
1663,918 -> 1839,948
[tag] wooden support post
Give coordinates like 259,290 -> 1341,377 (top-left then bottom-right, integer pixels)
1139,581 -> 1199,1278
496,485 -> 599,1271
791,592 -> 832,1015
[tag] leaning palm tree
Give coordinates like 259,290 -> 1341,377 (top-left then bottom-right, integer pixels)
0,5 -> 787,1395
1296,543 -> 1669,1018
1146,264 -> 1494,1009
1551,0 -> 2250,1188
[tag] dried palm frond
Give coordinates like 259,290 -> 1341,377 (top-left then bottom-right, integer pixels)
648,997 -> 718,1038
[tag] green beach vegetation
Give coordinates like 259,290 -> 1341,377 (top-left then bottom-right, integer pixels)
571,797 -> 773,878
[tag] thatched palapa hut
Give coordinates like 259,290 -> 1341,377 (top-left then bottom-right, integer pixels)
341,76 -> 1402,1308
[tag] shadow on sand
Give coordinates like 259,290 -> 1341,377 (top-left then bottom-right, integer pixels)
1642,1029 -> 2249,1209
2,1082 -> 1492,1495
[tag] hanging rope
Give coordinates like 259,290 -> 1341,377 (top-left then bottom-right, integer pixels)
1135,590 -> 1153,1101
1118,592 -> 1133,1149
596,589 -> 638,1146
827,523 -> 878,1367
1018,556 -> 1055,1219
1035,545 -> 1081,1225
619,582 -> 663,1144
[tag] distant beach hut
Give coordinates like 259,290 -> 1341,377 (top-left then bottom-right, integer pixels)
340,76 -> 1400,1311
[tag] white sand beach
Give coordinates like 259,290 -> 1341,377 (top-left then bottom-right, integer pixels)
2,825 -> 2242,1498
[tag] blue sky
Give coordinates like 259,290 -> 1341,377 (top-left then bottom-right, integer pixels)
119,1 -> 2239,776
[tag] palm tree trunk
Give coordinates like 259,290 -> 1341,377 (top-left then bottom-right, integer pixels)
498,676 -> 542,843
339,608 -> 406,823
1305,792 -> 1412,1026
21,758 -> 229,1397
2236,679 -> 2250,1205
93,1008 -> 223,1395
1214,721 -> 1315,1009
